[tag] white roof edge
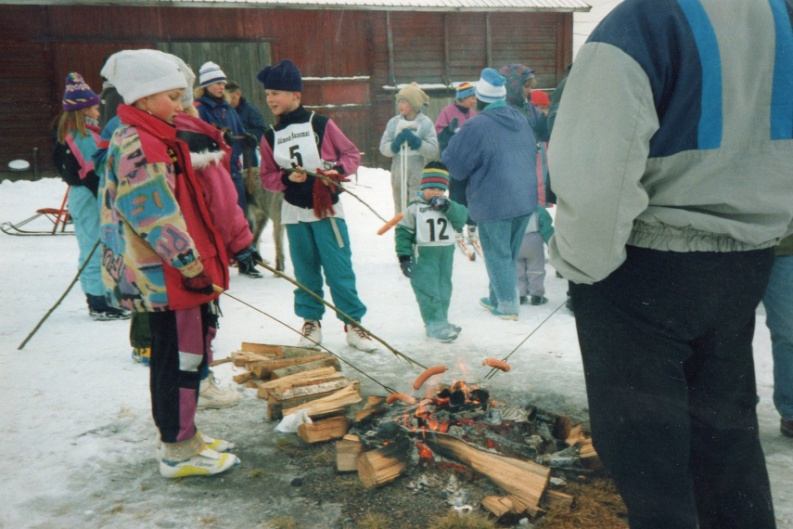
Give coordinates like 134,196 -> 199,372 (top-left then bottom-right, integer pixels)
1,0 -> 592,12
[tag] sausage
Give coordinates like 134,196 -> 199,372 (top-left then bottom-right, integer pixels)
377,213 -> 404,236
386,392 -> 417,405
482,357 -> 511,372
412,365 -> 448,391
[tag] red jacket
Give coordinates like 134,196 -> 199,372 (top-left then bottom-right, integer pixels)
116,105 -> 229,310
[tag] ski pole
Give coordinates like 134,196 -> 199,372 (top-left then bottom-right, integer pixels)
18,239 -> 100,350
483,299 -> 568,380
253,258 -> 427,371
214,285 -> 398,394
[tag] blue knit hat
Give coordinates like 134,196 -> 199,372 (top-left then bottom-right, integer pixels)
257,59 -> 303,92
455,82 -> 475,101
62,72 -> 100,111
475,68 -> 507,104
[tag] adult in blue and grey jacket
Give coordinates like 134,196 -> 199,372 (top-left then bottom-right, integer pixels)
549,1 -> 793,528
443,68 -> 536,319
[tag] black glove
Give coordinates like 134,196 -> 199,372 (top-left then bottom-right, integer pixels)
405,130 -> 422,150
235,246 -> 263,278
398,255 -> 413,278
448,117 -> 459,133
429,196 -> 450,212
391,129 -> 409,154
182,271 -> 215,295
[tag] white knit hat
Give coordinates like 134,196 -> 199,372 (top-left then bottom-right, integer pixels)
198,61 -> 227,87
475,67 -> 507,104
101,49 -> 187,104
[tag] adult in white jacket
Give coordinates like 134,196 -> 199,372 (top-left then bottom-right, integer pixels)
548,1 -> 793,528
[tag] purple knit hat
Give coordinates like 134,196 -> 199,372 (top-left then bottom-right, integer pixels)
62,72 -> 100,111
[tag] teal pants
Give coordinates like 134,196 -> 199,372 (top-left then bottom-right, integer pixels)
67,185 -> 103,297
286,218 -> 366,324
410,245 -> 454,329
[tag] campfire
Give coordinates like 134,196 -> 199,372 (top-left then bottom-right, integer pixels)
228,342 -> 601,524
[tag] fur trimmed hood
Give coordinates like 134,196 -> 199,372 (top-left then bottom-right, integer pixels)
190,150 -> 225,170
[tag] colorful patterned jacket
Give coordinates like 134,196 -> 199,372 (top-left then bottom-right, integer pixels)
98,105 -> 228,312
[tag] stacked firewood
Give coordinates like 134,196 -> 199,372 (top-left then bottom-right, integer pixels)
229,342 -> 362,436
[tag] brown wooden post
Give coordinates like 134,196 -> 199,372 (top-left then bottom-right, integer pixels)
386,11 -> 396,86
442,13 -> 450,86
485,12 -> 493,67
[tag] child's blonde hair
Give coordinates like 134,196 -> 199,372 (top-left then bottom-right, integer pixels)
55,110 -> 89,144
193,86 -> 206,100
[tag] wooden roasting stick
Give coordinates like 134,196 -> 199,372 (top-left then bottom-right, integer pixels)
288,167 -> 389,223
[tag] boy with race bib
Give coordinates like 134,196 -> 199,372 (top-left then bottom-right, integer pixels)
396,162 -> 468,342
258,59 -> 377,353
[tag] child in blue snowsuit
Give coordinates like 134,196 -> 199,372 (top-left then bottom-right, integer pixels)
396,162 -> 468,342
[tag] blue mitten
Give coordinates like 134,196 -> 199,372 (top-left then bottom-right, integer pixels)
391,129 -> 408,154
405,130 -> 422,150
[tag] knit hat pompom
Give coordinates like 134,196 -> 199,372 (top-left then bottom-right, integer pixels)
198,61 -> 227,88
530,89 -> 550,108
455,81 -> 475,101
396,82 -> 430,112
101,49 -> 187,104
257,59 -> 303,92
420,161 -> 449,192
62,72 -> 100,112
475,68 -> 507,104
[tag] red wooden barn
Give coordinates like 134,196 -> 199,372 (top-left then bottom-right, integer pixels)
0,0 -> 590,175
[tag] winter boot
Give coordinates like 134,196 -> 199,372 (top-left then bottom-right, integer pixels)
87,294 -> 130,321
530,295 -> 548,306
197,373 -> 241,409
131,346 -> 151,366
426,323 -> 459,343
297,320 -> 322,348
345,323 -> 378,353
479,297 -> 518,321
159,435 -> 239,479
519,296 -> 529,305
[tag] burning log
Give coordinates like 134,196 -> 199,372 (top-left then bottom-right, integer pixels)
336,434 -> 363,472
357,448 -> 407,488
426,433 -> 550,516
297,416 -> 350,444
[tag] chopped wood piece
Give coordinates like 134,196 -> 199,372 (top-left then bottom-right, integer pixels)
336,435 -> 362,472
257,366 -> 339,391
481,496 -> 513,518
544,490 -> 575,511
209,357 -> 233,367
241,342 -> 284,356
428,433 -> 550,515
257,373 -> 346,399
233,371 -> 254,384
297,416 -> 349,444
271,357 -> 341,379
250,354 -> 330,378
354,396 -> 386,423
270,378 -> 353,402
357,448 -> 406,488
231,350 -> 277,367
282,383 -> 362,418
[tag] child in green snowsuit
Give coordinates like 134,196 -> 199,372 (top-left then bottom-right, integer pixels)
396,162 -> 468,342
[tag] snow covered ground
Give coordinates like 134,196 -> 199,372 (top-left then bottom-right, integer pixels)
0,172 -> 791,528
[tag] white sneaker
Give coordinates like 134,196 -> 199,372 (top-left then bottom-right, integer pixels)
197,374 -> 241,409
297,320 -> 322,348
345,323 -> 378,353
199,431 -> 235,452
159,446 -> 239,479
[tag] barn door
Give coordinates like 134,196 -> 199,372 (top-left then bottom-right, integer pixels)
156,41 -> 272,122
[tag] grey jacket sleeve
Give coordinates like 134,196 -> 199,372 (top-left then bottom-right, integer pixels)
379,117 -> 399,158
548,42 -> 660,284
416,115 -> 440,161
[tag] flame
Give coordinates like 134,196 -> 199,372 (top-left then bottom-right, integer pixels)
415,441 -> 434,461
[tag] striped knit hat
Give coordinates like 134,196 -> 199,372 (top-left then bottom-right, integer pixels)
455,82 -> 475,100
62,72 -> 100,111
198,61 -> 227,87
420,162 -> 449,192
